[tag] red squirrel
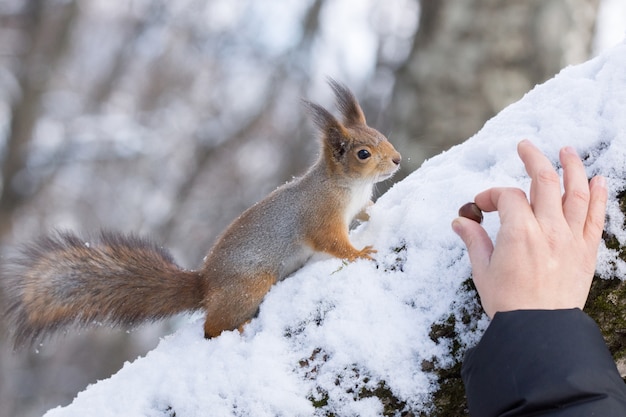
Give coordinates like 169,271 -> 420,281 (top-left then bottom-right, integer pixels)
3,79 -> 401,346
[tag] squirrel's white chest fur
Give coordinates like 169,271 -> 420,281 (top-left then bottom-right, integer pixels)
344,181 -> 374,225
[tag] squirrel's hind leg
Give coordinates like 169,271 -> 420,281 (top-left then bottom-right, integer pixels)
203,272 -> 277,339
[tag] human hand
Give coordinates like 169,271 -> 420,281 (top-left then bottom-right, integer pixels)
452,140 -> 608,318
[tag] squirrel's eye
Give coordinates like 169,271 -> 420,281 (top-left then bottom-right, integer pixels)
357,149 -> 371,160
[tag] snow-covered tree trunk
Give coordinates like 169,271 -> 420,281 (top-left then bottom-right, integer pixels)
40,40 -> 626,417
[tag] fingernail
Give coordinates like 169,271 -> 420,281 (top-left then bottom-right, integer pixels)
594,175 -> 607,189
563,146 -> 578,157
451,219 -> 463,236
519,139 -> 537,147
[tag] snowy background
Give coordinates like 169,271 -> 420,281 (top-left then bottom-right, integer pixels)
41,39 -> 626,416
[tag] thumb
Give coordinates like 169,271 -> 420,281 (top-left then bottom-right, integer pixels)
452,217 -> 494,274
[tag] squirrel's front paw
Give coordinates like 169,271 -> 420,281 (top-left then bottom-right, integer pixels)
355,245 -> 377,261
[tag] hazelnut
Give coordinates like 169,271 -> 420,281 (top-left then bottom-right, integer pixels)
458,202 -> 483,224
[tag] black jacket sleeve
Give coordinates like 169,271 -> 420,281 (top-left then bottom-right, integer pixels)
462,309 -> 626,416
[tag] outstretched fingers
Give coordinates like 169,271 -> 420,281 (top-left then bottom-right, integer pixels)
584,175 -> 608,246
560,146 -> 592,235
517,140 -> 563,226
558,145 -> 607,246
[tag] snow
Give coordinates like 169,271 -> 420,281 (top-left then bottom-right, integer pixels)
44,39 -> 626,416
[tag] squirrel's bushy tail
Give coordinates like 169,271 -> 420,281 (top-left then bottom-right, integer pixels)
3,231 -> 205,347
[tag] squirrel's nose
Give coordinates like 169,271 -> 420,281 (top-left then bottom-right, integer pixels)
392,154 -> 401,165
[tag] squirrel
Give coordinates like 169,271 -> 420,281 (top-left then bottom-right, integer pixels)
2,79 -> 401,347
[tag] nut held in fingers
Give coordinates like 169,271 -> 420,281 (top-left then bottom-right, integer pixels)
458,202 -> 483,224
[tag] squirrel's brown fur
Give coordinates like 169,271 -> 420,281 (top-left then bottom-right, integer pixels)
2,79 -> 401,347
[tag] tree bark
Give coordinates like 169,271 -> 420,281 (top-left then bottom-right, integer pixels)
390,0 -> 600,174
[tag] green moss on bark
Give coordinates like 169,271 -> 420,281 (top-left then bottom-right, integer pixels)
587,189 -> 626,363
587,277 -> 626,360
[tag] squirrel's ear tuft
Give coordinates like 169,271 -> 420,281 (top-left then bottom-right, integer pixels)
302,100 -> 338,133
327,78 -> 366,126
303,100 -> 349,159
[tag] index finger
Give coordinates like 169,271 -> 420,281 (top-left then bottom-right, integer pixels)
475,186 -> 534,227
517,140 -> 563,224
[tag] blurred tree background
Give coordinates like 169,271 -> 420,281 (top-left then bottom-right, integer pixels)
0,0 -> 622,415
